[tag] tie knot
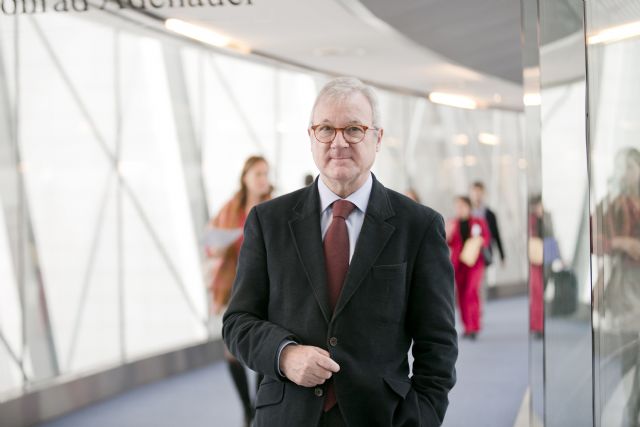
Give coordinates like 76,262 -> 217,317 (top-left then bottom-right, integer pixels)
332,200 -> 356,219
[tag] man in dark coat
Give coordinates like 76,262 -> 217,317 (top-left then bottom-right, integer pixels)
223,77 -> 457,427
470,181 -> 505,265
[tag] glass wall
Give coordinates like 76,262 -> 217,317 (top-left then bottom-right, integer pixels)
526,0 -> 640,426
0,8 -> 527,402
587,1 -> 640,426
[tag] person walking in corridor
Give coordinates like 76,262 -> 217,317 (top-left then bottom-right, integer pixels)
207,156 -> 272,427
470,181 -> 505,265
446,196 -> 491,340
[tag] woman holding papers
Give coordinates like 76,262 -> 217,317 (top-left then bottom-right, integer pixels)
446,196 -> 491,340
207,155 -> 272,427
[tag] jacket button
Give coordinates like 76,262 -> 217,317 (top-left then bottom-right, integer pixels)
329,337 -> 338,347
314,387 -> 324,397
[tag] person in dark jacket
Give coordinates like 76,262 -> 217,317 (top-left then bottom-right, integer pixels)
223,77 -> 457,427
470,181 -> 505,265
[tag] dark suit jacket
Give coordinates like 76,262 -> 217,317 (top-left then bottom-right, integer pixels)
222,176 -> 457,427
485,208 -> 505,261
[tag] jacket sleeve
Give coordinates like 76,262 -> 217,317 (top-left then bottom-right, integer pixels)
222,207 -> 298,380
408,212 -> 458,425
487,209 -> 505,260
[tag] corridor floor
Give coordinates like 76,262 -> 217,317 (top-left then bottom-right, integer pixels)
39,296 -> 528,427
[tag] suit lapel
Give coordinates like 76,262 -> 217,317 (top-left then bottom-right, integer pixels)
333,177 -> 396,320
288,183 -> 332,323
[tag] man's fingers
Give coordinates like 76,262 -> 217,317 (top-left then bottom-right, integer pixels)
283,345 -> 340,387
310,372 -> 329,384
296,371 -> 328,388
316,355 -> 340,373
311,347 -> 331,357
312,367 -> 333,381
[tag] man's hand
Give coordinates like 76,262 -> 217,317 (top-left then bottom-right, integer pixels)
280,345 -> 340,387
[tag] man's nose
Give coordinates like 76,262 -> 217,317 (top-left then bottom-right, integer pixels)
331,131 -> 350,149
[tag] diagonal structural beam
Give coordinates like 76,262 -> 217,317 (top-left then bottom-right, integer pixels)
209,55 -> 265,152
0,329 -> 28,381
65,172 -> 114,370
120,180 -> 207,326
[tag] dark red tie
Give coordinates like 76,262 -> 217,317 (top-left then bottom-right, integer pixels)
322,199 -> 356,411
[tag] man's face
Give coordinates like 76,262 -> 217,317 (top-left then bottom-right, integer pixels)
470,186 -> 484,205
309,92 -> 382,187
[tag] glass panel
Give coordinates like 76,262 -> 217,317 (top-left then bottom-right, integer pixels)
275,69 -> 318,194
19,14 -> 115,377
117,32 -> 207,358
201,54 -> 276,215
538,0 -> 593,426
0,192 -> 23,397
587,1 -> 640,426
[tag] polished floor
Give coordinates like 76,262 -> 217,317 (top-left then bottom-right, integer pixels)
39,296 -> 528,427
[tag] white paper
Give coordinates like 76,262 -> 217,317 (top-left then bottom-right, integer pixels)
203,227 -> 242,250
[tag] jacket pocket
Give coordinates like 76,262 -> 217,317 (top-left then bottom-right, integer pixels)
372,262 -> 407,294
372,262 -> 407,277
255,381 -> 285,408
384,376 -> 412,399
370,262 -> 407,323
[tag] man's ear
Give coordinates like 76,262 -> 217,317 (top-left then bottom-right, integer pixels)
376,128 -> 384,152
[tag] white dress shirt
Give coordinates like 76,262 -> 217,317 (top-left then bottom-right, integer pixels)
317,172 -> 373,262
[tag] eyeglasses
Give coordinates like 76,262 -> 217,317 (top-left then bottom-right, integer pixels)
310,124 -> 378,145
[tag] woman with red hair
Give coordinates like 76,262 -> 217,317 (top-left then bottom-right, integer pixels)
207,156 -> 272,427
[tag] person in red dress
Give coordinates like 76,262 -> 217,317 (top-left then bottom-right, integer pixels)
446,196 -> 491,340
528,195 -> 548,337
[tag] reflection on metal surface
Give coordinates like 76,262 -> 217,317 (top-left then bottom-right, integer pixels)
538,0 -> 593,426
588,2 -> 640,425
521,0 -> 544,424
588,19 -> 640,45
591,152 -> 640,425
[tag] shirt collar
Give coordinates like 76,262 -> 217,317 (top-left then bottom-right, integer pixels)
318,173 -> 373,214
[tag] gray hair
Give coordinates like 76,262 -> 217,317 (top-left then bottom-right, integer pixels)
309,77 -> 381,129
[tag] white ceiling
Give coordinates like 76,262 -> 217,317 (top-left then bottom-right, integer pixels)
151,0 -> 524,110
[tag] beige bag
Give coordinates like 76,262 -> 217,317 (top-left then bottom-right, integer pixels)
460,236 -> 483,267
528,237 -> 543,266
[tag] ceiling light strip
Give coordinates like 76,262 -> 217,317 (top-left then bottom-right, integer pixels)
428,92 -> 477,110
